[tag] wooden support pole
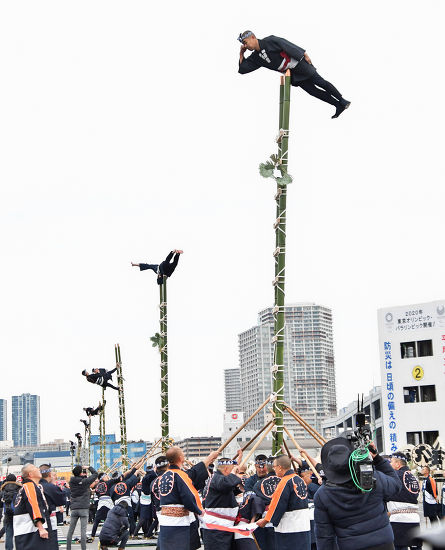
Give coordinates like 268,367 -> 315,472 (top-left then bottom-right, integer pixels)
283,426 -> 322,483
216,397 -> 271,454
282,439 -> 299,473
239,422 -> 275,468
284,405 -> 326,445
232,420 -> 274,460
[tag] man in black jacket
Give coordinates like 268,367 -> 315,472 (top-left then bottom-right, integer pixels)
82,368 -> 119,391
66,465 -> 98,550
131,250 -> 183,285
99,501 -> 130,550
314,437 -> 401,550
0,474 -> 21,550
238,31 -> 350,119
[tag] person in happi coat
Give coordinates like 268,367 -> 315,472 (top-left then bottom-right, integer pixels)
38,465 -> 66,550
256,454 -> 311,550
158,447 -> 204,550
387,452 -> 422,550
148,455 -> 170,539
111,459 -> 145,535
238,31 -> 350,119
133,465 -> 157,538
90,471 -> 123,541
234,489 -> 264,550
244,455 -> 269,493
251,463 -> 280,550
300,469 -> 320,550
201,457 -> 243,550
422,465 -> 440,525
13,464 -> 54,550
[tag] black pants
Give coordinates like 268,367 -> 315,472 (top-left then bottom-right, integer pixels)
91,506 -> 110,537
103,368 -> 119,391
298,73 -> 344,106
100,530 -> 129,549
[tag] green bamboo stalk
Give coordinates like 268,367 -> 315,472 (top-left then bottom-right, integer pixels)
272,72 -> 291,454
99,388 -> 107,470
160,278 -> 169,451
115,344 -> 129,469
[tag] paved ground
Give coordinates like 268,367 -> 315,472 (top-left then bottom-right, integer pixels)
57,524 -> 159,548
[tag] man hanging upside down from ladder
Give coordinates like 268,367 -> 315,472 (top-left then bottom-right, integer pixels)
131,250 -> 183,285
238,31 -> 351,119
84,403 -> 104,417
82,368 -> 119,391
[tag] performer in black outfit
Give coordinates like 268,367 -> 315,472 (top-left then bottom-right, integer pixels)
84,403 -> 104,417
131,250 -> 183,285
238,31 -> 350,119
81,368 -> 119,391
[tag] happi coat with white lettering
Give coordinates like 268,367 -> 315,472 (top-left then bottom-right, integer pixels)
13,479 -> 54,550
264,470 -> 311,550
158,465 -> 203,550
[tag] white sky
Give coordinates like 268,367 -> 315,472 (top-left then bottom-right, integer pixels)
1,0 -> 444,444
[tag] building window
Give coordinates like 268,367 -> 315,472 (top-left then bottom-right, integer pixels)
375,426 -> 383,452
417,340 -> 433,357
401,339 -> 433,359
373,399 -> 381,420
403,386 -> 419,403
401,342 -> 416,359
407,431 -> 422,446
420,385 -> 436,402
423,431 -> 439,446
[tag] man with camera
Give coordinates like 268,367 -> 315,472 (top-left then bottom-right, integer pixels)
314,437 -> 401,550
66,464 -> 98,550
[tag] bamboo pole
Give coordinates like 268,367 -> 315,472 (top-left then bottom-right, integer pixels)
99,388 -> 107,470
160,279 -> 169,451
239,422 -> 275,468
115,344 -> 129,469
283,426 -> 322,483
272,70 -> 291,454
284,405 -> 326,445
216,397 -> 271,454
231,420 -> 274,460
282,440 -> 299,473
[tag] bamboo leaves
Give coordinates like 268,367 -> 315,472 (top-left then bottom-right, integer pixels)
259,154 -> 293,187
150,332 -> 161,349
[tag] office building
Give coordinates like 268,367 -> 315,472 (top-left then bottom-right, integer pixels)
90,434 -> 147,470
238,303 -> 336,438
176,436 -> 222,460
12,394 -> 40,447
321,386 -> 384,451
0,400 -> 6,441
378,300 -> 445,453
224,369 -> 241,411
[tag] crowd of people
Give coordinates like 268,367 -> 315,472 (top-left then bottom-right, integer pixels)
0,440 -> 443,550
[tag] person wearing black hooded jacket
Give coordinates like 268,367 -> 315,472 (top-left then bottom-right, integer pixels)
314,437 -> 402,550
99,501 -> 130,550
0,474 -> 21,550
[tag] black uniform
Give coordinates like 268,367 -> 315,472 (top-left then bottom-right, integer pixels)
91,477 -> 120,538
387,466 -> 421,549
139,251 -> 181,285
201,470 -> 242,550
40,479 -> 66,550
239,35 -> 348,110
252,475 -> 280,550
86,368 -> 118,391
134,469 -> 157,537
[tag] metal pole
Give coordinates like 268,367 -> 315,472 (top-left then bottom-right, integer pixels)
115,344 -> 129,469
160,278 -> 169,451
272,71 -> 291,454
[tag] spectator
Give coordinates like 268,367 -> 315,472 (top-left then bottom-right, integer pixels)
99,501 -> 130,550
1,474 -> 22,550
422,466 -> 440,525
66,465 -> 98,550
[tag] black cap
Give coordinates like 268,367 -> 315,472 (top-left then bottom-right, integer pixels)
321,437 -> 354,484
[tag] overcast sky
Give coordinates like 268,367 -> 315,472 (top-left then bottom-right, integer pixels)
1,1 -> 444,445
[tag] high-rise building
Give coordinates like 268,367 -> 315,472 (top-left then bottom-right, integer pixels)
0,400 -> 7,441
224,369 -> 241,411
238,303 -> 336,438
12,394 -> 40,447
